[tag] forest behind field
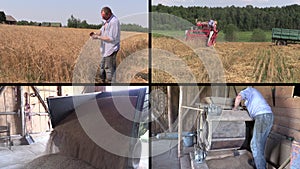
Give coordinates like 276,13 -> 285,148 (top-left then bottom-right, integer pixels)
152,4 -> 300,31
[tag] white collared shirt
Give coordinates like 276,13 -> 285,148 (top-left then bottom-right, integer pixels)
100,14 -> 120,57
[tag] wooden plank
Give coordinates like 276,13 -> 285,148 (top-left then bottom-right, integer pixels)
210,138 -> 245,150
0,112 -> 17,115
206,149 -> 248,160
181,106 -> 203,111
19,86 -> 26,136
4,87 -> 16,112
272,124 -> 300,141
272,107 -> 300,120
255,86 -> 273,99
167,86 -> 173,132
275,97 -> 300,109
211,121 -> 245,138
274,116 -> 300,131
180,154 -> 191,169
178,86 -> 184,158
207,110 -> 252,121
275,86 -> 294,98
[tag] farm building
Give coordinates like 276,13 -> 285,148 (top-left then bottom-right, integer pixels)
151,85 -> 300,169
5,15 -> 17,25
0,86 -> 149,169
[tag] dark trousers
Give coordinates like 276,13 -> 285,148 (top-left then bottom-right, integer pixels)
100,51 -> 117,82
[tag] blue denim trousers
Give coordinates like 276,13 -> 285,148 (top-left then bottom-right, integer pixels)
251,113 -> 274,169
100,51 -> 117,82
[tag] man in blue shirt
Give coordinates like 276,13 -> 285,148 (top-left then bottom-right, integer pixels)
91,6 -> 120,83
233,87 -> 273,169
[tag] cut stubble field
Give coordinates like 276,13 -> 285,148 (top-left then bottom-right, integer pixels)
0,24 -> 148,83
152,37 -> 300,83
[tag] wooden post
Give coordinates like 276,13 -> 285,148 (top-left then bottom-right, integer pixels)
178,86 -> 183,158
18,86 -> 26,136
167,86 -> 173,132
57,86 -> 62,96
0,86 -> 6,95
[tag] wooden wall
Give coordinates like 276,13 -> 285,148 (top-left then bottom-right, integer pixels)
256,86 -> 300,142
0,86 -> 78,136
0,86 -> 21,135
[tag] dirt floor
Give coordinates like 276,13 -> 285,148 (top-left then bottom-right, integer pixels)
152,37 -> 300,83
151,139 -> 254,169
0,133 -> 148,169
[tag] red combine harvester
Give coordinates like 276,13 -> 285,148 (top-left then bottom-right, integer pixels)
185,21 -> 218,47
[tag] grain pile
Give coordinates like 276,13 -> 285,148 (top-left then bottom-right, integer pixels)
26,96 -> 140,169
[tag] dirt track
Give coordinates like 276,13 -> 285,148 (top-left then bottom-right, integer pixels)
152,37 -> 300,83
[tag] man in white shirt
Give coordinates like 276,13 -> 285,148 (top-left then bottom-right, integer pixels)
91,6 -> 120,83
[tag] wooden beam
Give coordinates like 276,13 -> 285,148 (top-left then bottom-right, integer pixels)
272,124 -> 300,141
274,116 -> 300,131
0,112 -> 17,115
18,86 -> 26,136
181,106 -> 203,111
178,86 -> 205,158
167,86 -> 173,132
207,110 -> 252,121
275,86 -> 294,98
152,109 -> 168,132
206,149 -> 248,160
273,107 -> 300,120
31,86 -> 49,113
0,86 -> 6,95
178,86 -> 184,158
57,86 -> 62,96
174,86 -> 205,130
275,97 -> 300,109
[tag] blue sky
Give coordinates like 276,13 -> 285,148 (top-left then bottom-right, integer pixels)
0,0 -> 148,27
152,0 -> 300,7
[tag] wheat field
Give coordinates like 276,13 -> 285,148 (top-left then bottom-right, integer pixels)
0,24 -> 148,83
152,37 -> 300,83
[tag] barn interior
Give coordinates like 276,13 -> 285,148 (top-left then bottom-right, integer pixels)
0,86 -> 149,169
151,85 -> 300,169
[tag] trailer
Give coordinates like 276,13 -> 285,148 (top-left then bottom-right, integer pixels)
272,28 -> 300,45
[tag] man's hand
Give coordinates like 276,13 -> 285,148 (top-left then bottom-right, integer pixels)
91,34 -> 100,40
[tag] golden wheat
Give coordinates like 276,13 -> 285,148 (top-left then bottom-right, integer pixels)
0,24 -> 148,83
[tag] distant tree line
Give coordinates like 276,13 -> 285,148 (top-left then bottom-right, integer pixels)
67,15 -> 101,29
67,15 -> 148,32
152,4 -> 300,31
120,23 -> 148,32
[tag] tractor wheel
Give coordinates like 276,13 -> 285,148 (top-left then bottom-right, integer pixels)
276,40 -> 287,46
